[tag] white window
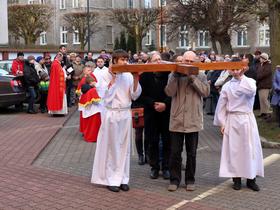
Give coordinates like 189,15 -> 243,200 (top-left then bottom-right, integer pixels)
39,0 -> 46,4
179,25 -> 189,48
72,0 -> 79,8
145,0 -> 152,8
40,31 -> 47,45
259,24 -> 270,46
60,0 -> 66,9
197,31 -> 209,47
60,26 -> 68,44
128,0 -> 133,8
159,25 -> 166,47
73,27 -> 80,44
237,29 -> 247,46
145,30 -> 152,45
28,0 -> 35,4
159,0 -> 166,6
107,0 -> 113,8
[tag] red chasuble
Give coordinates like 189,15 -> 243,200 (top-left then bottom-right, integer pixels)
47,59 -> 65,111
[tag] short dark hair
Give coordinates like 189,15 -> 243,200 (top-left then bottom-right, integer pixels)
17,52 -> 24,57
59,45 -> 66,50
96,56 -> 105,61
112,49 -> 129,64
101,49 -> 106,53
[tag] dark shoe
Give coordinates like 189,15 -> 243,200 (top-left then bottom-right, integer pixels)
247,179 -> 260,191
232,177 -> 241,190
150,169 -> 159,179
162,170 -> 170,179
257,113 -> 266,118
107,186 -> 120,192
40,108 -> 47,113
120,184 -> 130,191
27,110 -> 37,114
138,155 -> 145,165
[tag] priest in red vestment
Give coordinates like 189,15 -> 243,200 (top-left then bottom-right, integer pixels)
47,52 -> 68,115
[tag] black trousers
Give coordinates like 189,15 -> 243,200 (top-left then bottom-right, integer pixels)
145,111 -> 170,171
135,127 -> 149,157
169,131 -> 198,186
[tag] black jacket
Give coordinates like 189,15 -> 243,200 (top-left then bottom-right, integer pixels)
23,60 -> 40,87
138,72 -> 171,114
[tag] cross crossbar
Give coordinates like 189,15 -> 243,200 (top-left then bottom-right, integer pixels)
111,61 -> 248,75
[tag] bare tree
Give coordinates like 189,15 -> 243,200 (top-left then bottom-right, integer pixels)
168,0 -> 257,55
63,12 -> 99,51
110,8 -> 160,53
8,4 -> 52,45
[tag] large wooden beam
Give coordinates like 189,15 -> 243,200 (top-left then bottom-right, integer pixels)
111,61 -> 248,75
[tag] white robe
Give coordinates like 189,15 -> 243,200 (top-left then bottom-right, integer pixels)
91,73 -> 142,186
93,66 -> 111,99
214,76 -> 264,179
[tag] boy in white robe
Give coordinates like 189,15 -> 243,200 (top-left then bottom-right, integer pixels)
214,64 -> 264,191
91,49 -> 142,192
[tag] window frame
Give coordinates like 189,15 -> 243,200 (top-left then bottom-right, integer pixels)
60,0 -> 66,9
60,26 -> 68,45
259,24 -> 270,47
39,31 -> 47,45
178,25 -> 189,48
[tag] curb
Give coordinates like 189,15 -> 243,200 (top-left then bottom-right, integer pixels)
261,136 -> 280,149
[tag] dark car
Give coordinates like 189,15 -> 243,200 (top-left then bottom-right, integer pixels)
0,69 -> 26,108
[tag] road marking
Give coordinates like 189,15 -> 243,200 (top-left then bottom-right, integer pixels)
166,154 -> 280,209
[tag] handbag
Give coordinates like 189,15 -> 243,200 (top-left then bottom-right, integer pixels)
131,108 -> 144,128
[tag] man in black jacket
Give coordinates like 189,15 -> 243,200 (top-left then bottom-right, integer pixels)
24,56 -> 40,114
139,52 -> 171,180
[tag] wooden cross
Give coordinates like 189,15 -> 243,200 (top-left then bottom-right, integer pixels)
112,61 -> 248,75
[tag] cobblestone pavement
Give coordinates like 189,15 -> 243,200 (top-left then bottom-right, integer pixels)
0,107 -> 279,210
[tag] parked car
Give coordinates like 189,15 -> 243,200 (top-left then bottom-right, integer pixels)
0,69 -> 26,108
0,60 -> 13,74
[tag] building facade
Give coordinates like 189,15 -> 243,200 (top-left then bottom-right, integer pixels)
7,0 -> 270,55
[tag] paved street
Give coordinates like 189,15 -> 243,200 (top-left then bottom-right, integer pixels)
0,107 -> 279,210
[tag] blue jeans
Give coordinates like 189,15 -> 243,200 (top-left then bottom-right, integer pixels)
27,86 -> 36,111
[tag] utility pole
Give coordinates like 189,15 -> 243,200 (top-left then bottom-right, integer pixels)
160,0 -> 163,53
87,0 -> 90,52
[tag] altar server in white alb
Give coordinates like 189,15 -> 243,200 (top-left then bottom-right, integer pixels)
91,49 -> 142,193
214,62 -> 264,191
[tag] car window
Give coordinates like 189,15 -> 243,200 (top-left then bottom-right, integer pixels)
0,68 -> 9,76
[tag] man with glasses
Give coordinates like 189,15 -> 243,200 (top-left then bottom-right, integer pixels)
165,51 -> 210,192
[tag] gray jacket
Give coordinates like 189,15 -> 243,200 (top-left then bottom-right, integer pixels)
165,72 -> 210,133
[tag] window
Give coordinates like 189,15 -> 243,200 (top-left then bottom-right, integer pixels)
197,31 -> 209,47
159,25 -> 166,47
40,31 -> 47,45
72,0 -> 79,8
159,0 -> 166,6
106,26 -> 113,45
237,29 -> 247,46
107,0 -> 113,8
60,26 -> 68,44
128,0 -> 133,8
145,30 -> 152,45
60,0 -> 66,9
73,27 -> 80,44
28,0 -> 35,4
179,25 -> 189,48
259,24 -> 270,46
145,0 -> 151,8
39,0 -> 46,4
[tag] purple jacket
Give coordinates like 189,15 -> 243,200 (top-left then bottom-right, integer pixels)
271,69 -> 280,106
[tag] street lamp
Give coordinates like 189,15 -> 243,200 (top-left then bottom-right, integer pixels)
87,0 -> 90,52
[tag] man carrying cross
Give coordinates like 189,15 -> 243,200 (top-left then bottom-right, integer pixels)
165,51 -> 210,192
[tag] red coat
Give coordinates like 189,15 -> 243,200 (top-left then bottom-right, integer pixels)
47,59 -> 66,111
11,59 -> 24,76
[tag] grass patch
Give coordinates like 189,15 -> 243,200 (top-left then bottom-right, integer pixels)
255,113 -> 280,143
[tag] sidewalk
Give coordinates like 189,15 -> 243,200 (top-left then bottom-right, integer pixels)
0,108 -> 279,210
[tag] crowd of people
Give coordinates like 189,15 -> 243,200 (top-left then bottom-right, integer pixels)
10,46 -> 280,193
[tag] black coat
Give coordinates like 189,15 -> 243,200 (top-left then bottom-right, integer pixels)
23,60 -> 40,87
